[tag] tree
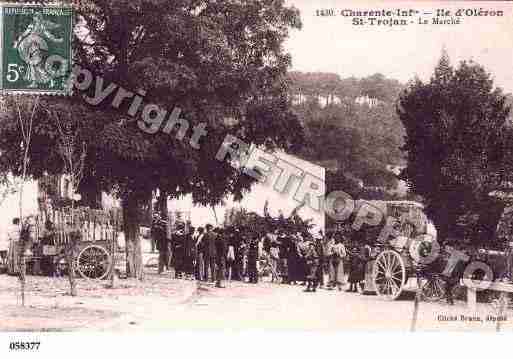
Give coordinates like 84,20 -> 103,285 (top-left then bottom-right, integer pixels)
3,96 -> 40,306
51,109 -> 87,296
0,0 -> 304,279
398,51 -> 512,244
300,119 -> 361,169
289,71 -> 406,193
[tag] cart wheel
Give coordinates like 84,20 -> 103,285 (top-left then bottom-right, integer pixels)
421,276 -> 446,302
373,250 -> 406,300
76,245 -> 111,280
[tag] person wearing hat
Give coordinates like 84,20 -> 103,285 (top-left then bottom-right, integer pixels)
232,227 -> 244,281
152,215 -> 169,274
225,227 -> 237,281
203,224 -> 216,282
329,234 -> 347,291
214,227 -> 227,288
183,225 -> 195,280
172,223 -> 186,279
276,230 -> 288,284
304,241 -> 320,292
296,233 -> 309,285
194,227 -> 205,280
247,232 -> 259,284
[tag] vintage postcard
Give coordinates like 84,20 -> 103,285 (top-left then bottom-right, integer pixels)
0,0 -> 513,350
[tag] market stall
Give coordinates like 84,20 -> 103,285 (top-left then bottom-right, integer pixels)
7,206 -> 124,279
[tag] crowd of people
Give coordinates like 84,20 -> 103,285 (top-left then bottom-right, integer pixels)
1,210 -> 375,294
151,214 -> 373,292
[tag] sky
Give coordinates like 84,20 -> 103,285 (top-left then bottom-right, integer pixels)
284,0 -> 513,93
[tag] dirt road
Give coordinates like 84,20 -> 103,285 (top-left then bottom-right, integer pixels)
1,274 -> 512,331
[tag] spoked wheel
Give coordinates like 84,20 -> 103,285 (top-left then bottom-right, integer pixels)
76,245 -> 112,280
373,250 -> 406,300
421,276 -> 447,302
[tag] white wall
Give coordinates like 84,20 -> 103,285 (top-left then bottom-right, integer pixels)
169,151 -> 325,233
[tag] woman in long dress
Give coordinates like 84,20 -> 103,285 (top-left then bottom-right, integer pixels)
286,235 -> 300,284
296,234 -> 309,285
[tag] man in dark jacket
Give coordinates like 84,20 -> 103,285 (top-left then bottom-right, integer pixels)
152,215 -> 169,274
315,235 -> 325,288
214,228 -> 227,288
184,226 -> 195,280
172,224 -> 186,279
248,232 -> 259,284
305,241 -> 320,292
232,228 -> 244,281
203,224 -> 216,282
195,227 -> 205,280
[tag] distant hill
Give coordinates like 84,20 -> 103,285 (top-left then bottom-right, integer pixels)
288,71 -> 406,198
288,71 -> 404,106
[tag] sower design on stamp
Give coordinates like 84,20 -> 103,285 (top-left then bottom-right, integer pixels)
1,4 -> 73,95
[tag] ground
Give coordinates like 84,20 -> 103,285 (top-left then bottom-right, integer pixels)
1,271 -> 512,332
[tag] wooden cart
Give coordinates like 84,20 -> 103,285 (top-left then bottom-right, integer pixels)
364,201 -> 511,301
355,201 -> 436,300
7,206 -> 123,280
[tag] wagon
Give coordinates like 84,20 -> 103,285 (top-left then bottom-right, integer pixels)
355,201 -> 439,300
6,205 -> 124,280
363,201 -> 513,301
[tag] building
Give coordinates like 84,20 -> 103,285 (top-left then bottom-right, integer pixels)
0,150 -> 326,239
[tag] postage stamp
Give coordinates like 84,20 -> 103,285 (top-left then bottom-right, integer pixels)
0,3 -> 73,95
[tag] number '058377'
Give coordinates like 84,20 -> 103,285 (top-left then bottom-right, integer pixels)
9,342 -> 40,351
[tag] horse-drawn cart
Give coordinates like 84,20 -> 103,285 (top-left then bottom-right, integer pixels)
7,205 -> 124,280
354,201 -> 438,300
360,201 -> 511,301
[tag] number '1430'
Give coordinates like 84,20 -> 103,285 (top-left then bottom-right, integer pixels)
316,9 -> 335,16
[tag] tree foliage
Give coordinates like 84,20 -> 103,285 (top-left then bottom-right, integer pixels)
398,51 -> 512,245
0,0 -> 304,277
290,72 -> 405,192
224,206 -> 314,237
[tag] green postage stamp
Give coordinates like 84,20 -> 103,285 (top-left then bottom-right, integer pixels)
0,3 -> 73,95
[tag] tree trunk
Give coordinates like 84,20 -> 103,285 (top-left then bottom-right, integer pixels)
66,235 -> 78,296
18,185 -> 26,306
18,242 -> 27,306
157,190 -> 168,220
122,193 -> 143,280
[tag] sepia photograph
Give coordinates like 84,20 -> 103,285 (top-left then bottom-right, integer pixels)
0,0 -> 513,355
